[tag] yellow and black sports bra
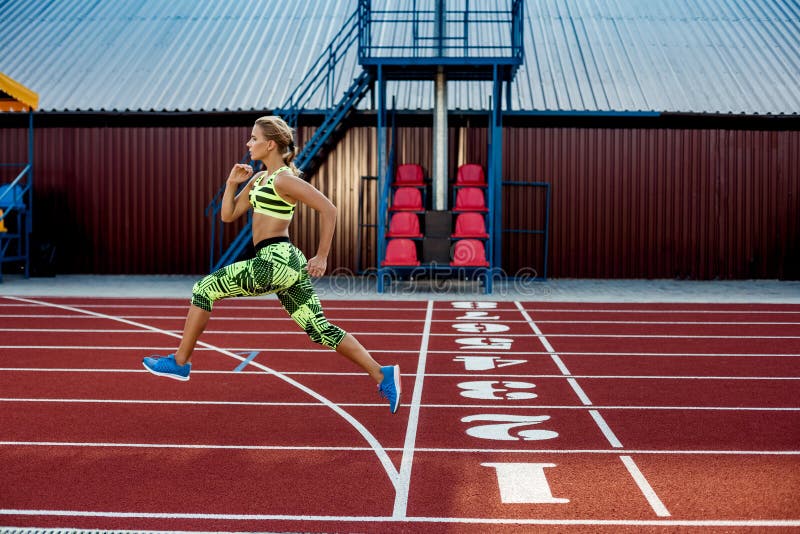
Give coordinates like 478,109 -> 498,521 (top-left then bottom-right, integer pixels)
248,165 -> 295,220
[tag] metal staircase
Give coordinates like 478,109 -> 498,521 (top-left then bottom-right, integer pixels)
206,9 -> 372,272
0,173 -> 32,282
293,69 -> 373,175
365,0 -> 526,293
0,93 -> 35,283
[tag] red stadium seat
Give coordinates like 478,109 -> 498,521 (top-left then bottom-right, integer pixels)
454,187 -> 488,212
394,164 -> 425,186
451,212 -> 488,238
386,212 -> 422,238
450,239 -> 490,267
390,187 -> 424,211
456,164 -> 486,186
382,238 -> 420,266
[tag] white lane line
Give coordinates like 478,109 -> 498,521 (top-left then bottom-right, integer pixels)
4,295 -> 400,491
542,334 -> 800,339
532,320 -> 800,325
7,324 -> 800,339
0,328 -> 162,333
0,327 -> 437,337
514,302 -> 597,408
5,300 -> 797,314
413,448 -> 800,455
0,345 -> 421,354
0,397 -> 392,407
0,509 -> 796,526
549,354 -> 572,375
620,455 -> 671,517
0,302 -> 431,312
589,410 -> 624,448
515,305 -> 558,354
516,334 -> 800,339
5,312 -> 800,326
1,398 -> 798,411
394,300 -> 434,519
567,378 -> 592,405
429,351 -> 800,357
4,327 -> 800,340
0,441 -> 391,451
3,441 -> 798,455
525,308 -> 800,315
2,368 -> 799,381
0,314 -> 428,323
4,345 -> 799,357
515,302 -> 637,453
515,301 -> 677,518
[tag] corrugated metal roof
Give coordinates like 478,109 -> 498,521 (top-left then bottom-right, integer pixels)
1,0 -> 798,114
0,0 -> 355,112
518,0 -> 800,114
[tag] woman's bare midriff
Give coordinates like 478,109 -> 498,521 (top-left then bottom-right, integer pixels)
252,212 -> 292,244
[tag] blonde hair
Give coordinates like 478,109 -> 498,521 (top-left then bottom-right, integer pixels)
254,115 -> 302,177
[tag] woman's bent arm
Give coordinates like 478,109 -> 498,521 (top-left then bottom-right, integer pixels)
221,164 -> 256,222
274,173 -> 337,276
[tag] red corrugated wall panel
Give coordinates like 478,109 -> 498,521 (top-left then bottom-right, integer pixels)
500,127 -> 799,279
1,125 -> 251,274
1,123 -> 797,279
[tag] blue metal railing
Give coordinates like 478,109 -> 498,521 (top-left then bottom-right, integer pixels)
294,69 -> 373,173
0,165 -> 33,280
0,165 -> 31,207
0,110 -> 34,282
359,0 -> 524,65
376,110 -> 397,286
501,181 -> 550,280
205,8 -> 370,272
275,9 -> 362,126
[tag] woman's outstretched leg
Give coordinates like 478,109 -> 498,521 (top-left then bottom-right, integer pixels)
174,304 -> 211,365
335,332 -> 402,413
141,304 -> 209,380
335,332 -> 383,383
142,256 -> 260,380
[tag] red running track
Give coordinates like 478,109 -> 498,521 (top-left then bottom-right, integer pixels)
0,295 -> 798,532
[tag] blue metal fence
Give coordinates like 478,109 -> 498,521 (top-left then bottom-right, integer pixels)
502,180 -> 550,280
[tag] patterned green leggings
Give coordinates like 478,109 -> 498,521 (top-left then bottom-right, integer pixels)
191,241 -> 347,349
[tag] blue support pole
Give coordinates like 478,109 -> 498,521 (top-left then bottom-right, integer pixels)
28,110 -> 34,167
543,182 -> 550,280
491,65 -> 503,273
376,65 -> 387,292
435,0 -> 445,57
25,110 -> 33,278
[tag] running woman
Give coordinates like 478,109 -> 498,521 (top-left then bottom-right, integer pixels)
143,115 -> 401,413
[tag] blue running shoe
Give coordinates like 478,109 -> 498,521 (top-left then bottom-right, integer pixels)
377,365 -> 401,413
142,354 -> 191,381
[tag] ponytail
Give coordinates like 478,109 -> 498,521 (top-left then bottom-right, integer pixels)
283,140 -> 302,178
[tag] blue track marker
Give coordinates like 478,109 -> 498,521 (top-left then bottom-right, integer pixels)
233,351 -> 260,372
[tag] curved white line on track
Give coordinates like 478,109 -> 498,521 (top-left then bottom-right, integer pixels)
5,296 -> 400,490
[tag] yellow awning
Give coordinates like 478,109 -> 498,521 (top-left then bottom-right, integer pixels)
0,72 -> 38,112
